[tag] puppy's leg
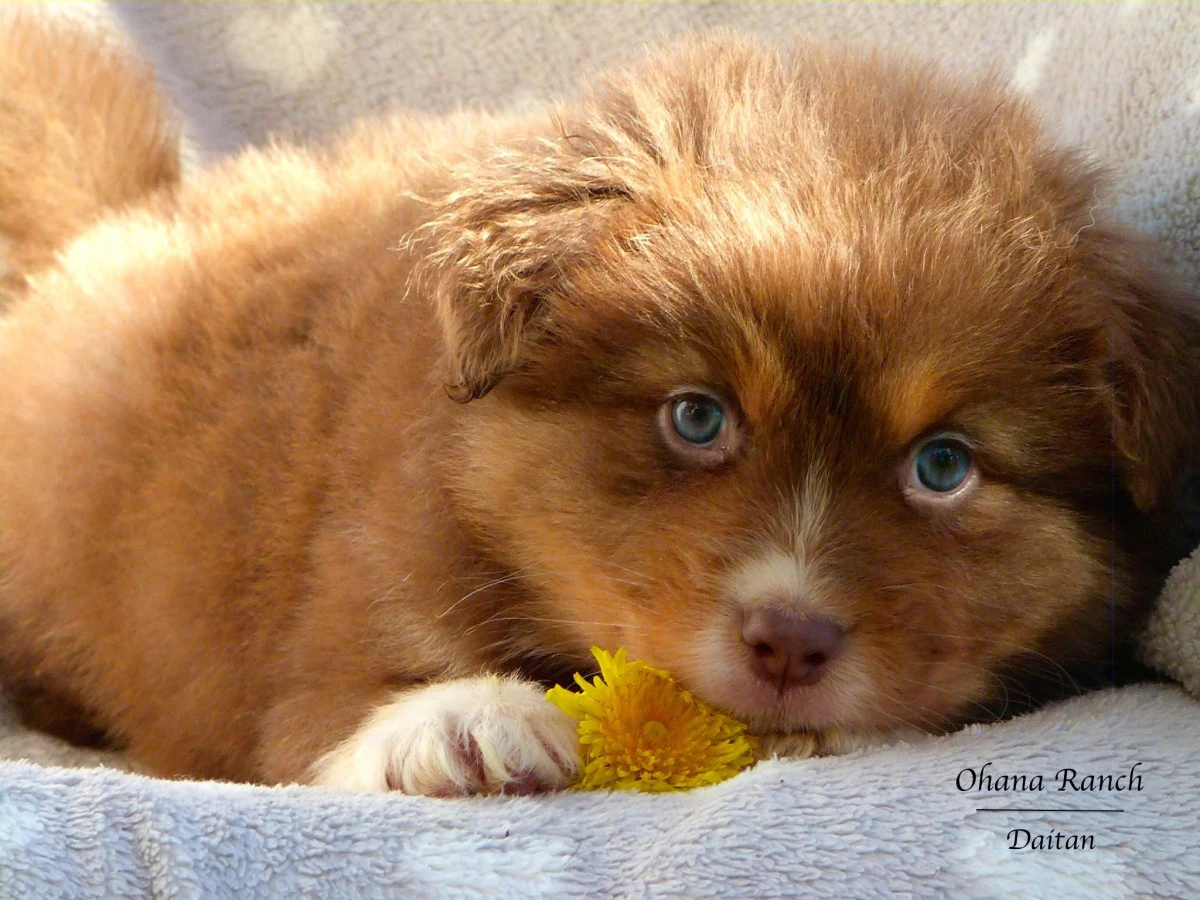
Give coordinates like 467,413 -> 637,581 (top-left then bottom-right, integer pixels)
0,13 -> 179,294
309,677 -> 581,796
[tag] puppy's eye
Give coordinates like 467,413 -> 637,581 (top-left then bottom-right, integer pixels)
658,390 -> 740,465
670,396 -> 725,445
912,437 -> 973,493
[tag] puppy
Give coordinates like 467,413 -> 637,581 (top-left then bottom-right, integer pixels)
0,18 -> 1196,796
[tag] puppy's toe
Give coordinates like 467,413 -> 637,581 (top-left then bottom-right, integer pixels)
310,676 -> 580,796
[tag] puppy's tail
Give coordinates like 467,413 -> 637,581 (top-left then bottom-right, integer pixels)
0,14 -> 180,295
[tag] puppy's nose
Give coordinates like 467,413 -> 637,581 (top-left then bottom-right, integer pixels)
741,609 -> 845,688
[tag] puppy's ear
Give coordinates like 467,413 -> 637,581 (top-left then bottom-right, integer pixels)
1082,226 -> 1200,512
416,130 -> 631,401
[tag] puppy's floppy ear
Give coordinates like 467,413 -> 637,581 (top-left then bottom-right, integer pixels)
416,129 -> 632,401
1081,225 -> 1200,512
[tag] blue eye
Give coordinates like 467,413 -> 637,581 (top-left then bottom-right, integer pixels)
670,396 -> 725,445
914,438 -> 972,492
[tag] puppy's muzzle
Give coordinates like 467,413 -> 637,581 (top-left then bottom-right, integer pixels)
741,608 -> 846,688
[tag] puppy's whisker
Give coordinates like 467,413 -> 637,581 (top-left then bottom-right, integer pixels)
879,671 -> 1015,724
463,614 -> 645,637
860,687 -> 955,733
889,627 -> 1084,695
435,572 -> 532,620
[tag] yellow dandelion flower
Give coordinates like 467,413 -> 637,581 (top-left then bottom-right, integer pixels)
546,646 -> 758,792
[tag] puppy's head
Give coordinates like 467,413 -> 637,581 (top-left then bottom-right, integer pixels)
421,34 -> 1200,737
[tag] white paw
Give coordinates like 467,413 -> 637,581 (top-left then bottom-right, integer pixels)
309,676 -> 581,796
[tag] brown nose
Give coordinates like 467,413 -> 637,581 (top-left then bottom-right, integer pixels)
741,609 -> 845,688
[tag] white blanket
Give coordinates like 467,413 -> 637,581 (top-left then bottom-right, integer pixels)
2,685 -> 1198,898
3,2 -> 1200,895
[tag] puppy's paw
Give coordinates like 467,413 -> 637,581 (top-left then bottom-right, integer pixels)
755,728 -> 919,760
754,731 -> 822,760
309,676 -> 580,796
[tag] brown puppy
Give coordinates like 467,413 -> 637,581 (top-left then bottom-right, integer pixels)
0,18 -> 1196,795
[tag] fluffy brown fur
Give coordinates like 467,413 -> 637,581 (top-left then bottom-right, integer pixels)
0,15 -> 179,299
0,18 -> 1196,794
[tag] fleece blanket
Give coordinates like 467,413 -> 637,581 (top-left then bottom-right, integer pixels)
4,2 -> 1200,896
